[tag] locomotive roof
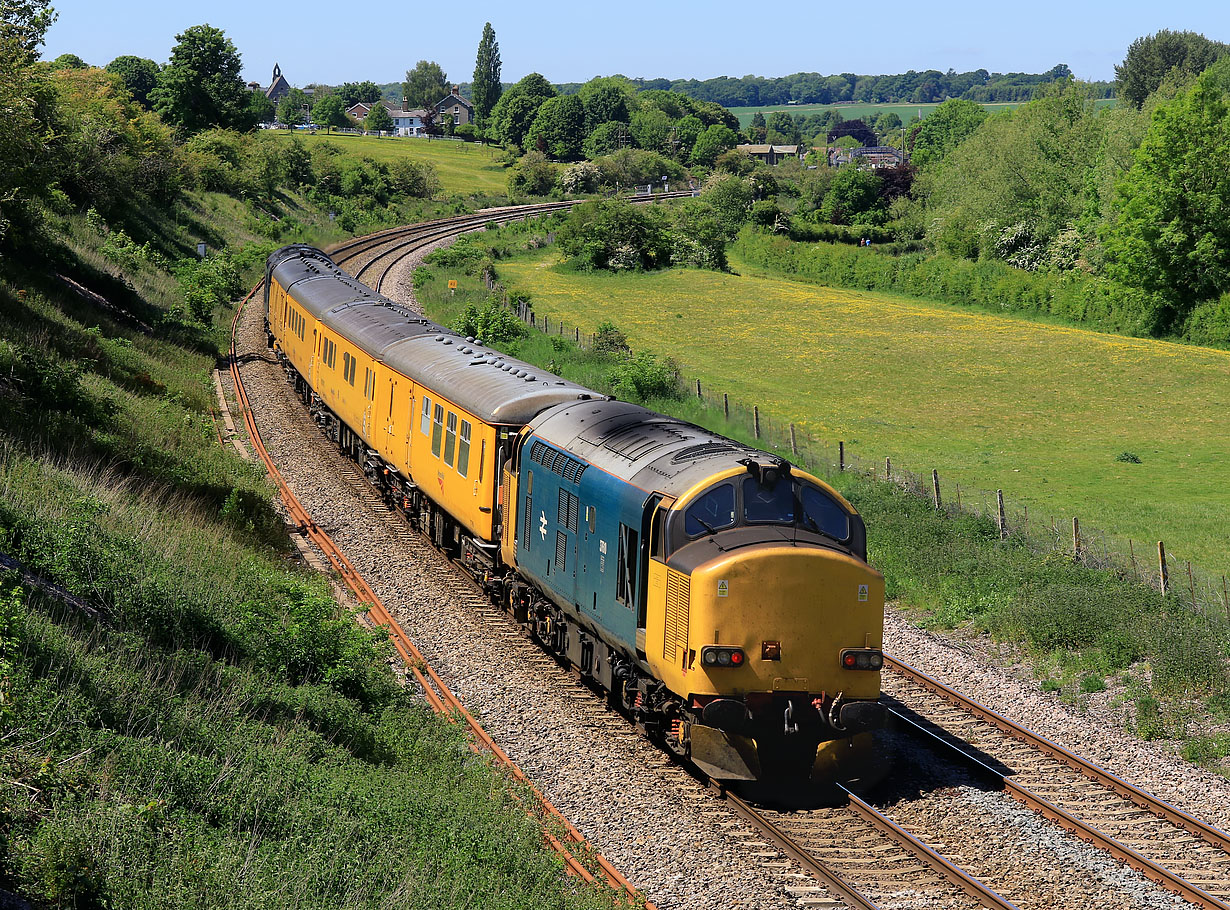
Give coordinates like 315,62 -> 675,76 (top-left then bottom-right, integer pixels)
526,399 -> 766,499
271,245 -> 599,426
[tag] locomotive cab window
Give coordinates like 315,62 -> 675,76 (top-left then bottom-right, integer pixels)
800,484 -> 850,541
743,475 -> 794,524
685,483 -> 736,537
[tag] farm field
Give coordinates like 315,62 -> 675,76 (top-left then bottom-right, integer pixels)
495,251 -> 1230,573
264,130 -> 508,195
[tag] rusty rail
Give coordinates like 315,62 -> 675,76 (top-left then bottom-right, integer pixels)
886,654 -> 1230,910
228,282 -> 653,907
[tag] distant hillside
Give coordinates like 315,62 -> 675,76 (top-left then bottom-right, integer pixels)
554,65 -> 1114,106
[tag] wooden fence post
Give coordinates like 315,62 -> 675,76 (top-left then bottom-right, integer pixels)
838,441 -> 845,472
753,406 -> 760,439
885,457 -> 891,480
1129,540 -> 1138,580
996,490 -> 1006,540
931,469 -> 941,510
696,379 -> 702,399
1223,575 -> 1228,620
544,316 -> 549,334
574,327 -> 579,343
1158,541 -> 1169,596
591,332 -> 596,348
789,424 -> 798,455
1072,517 -> 1081,562
1187,562 -> 1197,611
723,393 -> 729,419
955,483 -> 962,509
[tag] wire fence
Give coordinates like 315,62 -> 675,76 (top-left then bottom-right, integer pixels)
485,273 -> 1230,626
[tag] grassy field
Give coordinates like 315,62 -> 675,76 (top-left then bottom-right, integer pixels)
495,251 -> 1230,574
264,130 -> 509,196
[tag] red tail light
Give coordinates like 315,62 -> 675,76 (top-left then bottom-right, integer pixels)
701,646 -> 746,668
840,648 -> 883,671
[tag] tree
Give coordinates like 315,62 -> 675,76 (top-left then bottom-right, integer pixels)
312,93 -> 348,133
765,111 -> 800,145
50,52 -> 86,69
1106,58 -> 1230,324
246,90 -> 275,125
4,0 -> 56,59
909,98 -> 987,168
488,72 -> 556,147
579,76 -> 634,129
149,24 -> 251,133
689,123 -> 738,166
584,121 -> 630,158
106,55 -> 159,107
364,102 -> 392,133
557,197 -> 671,271
525,95 -> 585,160
471,22 -> 501,128
748,111 -> 766,142
629,108 -> 670,152
277,87 -> 309,127
673,115 -> 704,160
507,150 -> 557,196
1115,29 -> 1230,109
828,118 -> 875,146
404,60 -> 447,110
336,80 -> 380,107
822,167 -> 883,224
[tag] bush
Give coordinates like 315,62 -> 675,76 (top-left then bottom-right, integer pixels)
560,161 -> 600,195
507,151 -> 558,197
557,198 -> 670,271
592,320 -> 629,354
175,255 -> 242,323
450,298 -> 527,344
608,352 -> 682,403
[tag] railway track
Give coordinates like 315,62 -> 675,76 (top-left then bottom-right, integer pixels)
881,656 -> 1230,909
226,209 -> 1230,910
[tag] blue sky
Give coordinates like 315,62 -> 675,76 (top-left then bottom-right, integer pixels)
41,0 -> 1230,89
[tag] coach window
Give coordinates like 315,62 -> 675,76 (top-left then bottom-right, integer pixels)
420,397 -> 432,435
457,420 -> 471,477
431,403 -> 444,457
444,413 -> 458,466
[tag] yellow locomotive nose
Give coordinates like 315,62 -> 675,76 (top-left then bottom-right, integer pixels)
682,544 -> 883,702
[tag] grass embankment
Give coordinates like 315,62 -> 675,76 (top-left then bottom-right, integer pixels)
264,131 -> 509,196
415,226 -> 1230,766
0,192 -> 618,907
489,249 -> 1230,576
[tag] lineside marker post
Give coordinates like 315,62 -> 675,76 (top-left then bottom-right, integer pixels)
996,490 -> 1006,540
1158,541 -> 1169,596
932,469 -> 941,510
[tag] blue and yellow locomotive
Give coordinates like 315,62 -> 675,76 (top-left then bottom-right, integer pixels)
265,245 -> 885,782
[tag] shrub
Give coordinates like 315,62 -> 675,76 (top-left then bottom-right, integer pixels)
608,352 -> 682,403
450,298 -> 527,344
560,161 -> 600,195
557,198 -> 670,271
592,320 -> 629,354
507,151 -> 558,197
175,255 -> 242,323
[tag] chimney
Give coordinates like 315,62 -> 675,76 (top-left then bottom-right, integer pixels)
452,85 -> 459,97
402,96 -> 408,113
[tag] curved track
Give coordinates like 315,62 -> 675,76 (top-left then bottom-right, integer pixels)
228,207 -> 1230,910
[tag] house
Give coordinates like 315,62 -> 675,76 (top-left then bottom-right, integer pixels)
434,85 -> 473,127
347,99 -> 432,136
850,146 -> 904,168
736,144 -> 803,166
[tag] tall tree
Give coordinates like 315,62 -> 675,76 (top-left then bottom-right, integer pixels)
1115,29 -> 1229,109
4,0 -> 56,60
1,0 -> 57,248
488,72 -> 556,147
312,93 -> 348,133
471,22 -> 501,128
1107,58 -> 1230,323
363,102 -> 392,133
336,80 -> 380,107
909,98 -> 987,168
277,87 -> 309,127
149,24 -> 251,133
403,60 -> 447,110
105,55 -> 159,107
525,94 -> 585,161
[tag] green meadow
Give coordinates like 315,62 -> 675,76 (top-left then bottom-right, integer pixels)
264,130 -> 509,195
494,251 -> 1230,574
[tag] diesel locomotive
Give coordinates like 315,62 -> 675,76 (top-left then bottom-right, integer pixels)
264,244 -> 886,782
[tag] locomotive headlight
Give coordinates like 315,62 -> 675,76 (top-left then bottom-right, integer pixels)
840,648 -> 883,671
701,646 -> 746,668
